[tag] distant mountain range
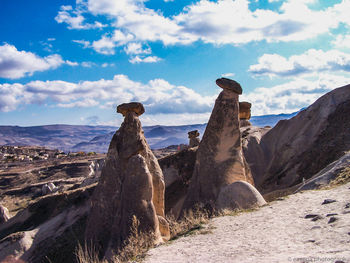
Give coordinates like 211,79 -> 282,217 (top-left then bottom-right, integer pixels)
0,112 -> 297,152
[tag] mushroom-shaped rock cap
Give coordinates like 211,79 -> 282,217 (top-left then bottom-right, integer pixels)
188,130 -> 200,138
239,102 -> 252,110
117,102 -> 145,116
216,78 -> 242,94
239,101 -> 252,120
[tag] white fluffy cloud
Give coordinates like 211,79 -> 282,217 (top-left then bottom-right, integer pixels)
129,55 -> 162,64
0,44 -> 76,79
140,112 -> 211,126
89,30 -> 135,55
221,72 -> 235,77
0,74 -> 215,115
58,0 -> 350,51
101,63 -> 115,68
72,40 -> 90,48
57,98 -> 99,108
249,49 -> 350,77
124,43 -> 151,55
241,73 -> 350,115
175,0 -> 344,44
0,83 -> 27,111
2,72 -> 349,125
55,5 -> 106,29
332,34 -> 350,49
91,36 -> 116,55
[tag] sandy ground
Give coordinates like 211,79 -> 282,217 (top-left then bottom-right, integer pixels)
145,183 -> 350,263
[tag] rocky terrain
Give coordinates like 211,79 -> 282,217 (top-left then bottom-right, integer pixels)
0,79 -> 349,263
0,146 -> 66,163
0,146 -> 105,215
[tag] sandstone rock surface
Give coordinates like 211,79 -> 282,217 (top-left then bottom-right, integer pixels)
0,205 -> 10,224
241,126 -> 271,183
216,180 -> 266,210
244,84 -> 350,194
158,147 -> 197,218
85,102 -> 168,259
296,152 -> 350,192
0,186 -> 95,263
240,119 -> 252,127
239,102 -> 251,120
181,79 -> 253,212
188,130 -> 200,148
41,183 -> 57,195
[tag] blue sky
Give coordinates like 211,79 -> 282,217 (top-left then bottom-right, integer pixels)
1,0 -> 350,126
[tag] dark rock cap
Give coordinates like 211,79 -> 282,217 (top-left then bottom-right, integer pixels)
216,78 -> 242,94
188,130 -> 200,138
239,102 -> 252,110
117,102 -> 145,116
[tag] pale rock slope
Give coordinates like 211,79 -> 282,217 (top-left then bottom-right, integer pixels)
244,84 -> 350,193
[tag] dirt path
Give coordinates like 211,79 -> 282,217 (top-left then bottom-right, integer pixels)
145,183 -> 350,263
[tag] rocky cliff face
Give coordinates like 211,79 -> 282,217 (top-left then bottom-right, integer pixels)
0,185 -> 95,263
85,102 -> 169,259
158,147 -> 198,218
244,84 -> 350,193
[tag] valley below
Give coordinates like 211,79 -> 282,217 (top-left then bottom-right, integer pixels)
0,112 -> 296,153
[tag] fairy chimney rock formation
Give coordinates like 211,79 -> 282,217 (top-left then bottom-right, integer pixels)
85,102 -> 169,259
239,102 -> 252,127
181,78 -> 257,213
188,130 -> 200,148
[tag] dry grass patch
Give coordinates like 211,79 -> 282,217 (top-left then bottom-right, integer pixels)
75,243 -> 102,263
76,210 -> 212,263
166,209 -> 210,241
76,216 -> 155,263
330,166 -> 350,186
111,216 -> 155,263
319,166 -> 350,190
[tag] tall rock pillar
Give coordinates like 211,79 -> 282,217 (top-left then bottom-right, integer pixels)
181,78 -> 255,212
85,102 -> 169,259
239,101 -> 252,127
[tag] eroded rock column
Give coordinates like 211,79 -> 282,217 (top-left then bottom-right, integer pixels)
181,78 -> 255,212
85,102 -> 169,259
188,130 -> 200,148
239,101 -> 252,127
